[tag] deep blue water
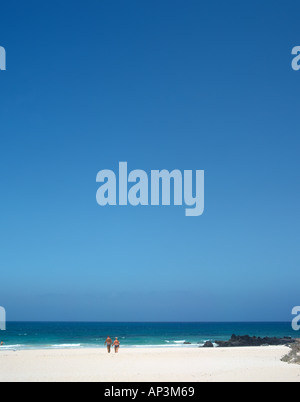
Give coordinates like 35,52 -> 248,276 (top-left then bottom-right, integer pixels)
0,322 -> 297,350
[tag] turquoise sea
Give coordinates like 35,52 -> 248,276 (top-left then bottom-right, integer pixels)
0,322 -> 297,351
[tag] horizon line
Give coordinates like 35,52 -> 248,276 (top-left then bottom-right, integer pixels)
5,320 -> 292,324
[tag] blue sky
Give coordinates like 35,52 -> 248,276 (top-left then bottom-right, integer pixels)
0,0 -> 299,321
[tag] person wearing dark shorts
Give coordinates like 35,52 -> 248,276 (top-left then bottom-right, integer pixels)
113,338 -> 120,353
105,336 -> 112,353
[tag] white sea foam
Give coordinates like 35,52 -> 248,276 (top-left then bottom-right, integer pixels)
1,344 -> 83,351
0,345 -> 23,350
0,342 -> 200,351
50,344 -> 81,349
133,343 -> 198,348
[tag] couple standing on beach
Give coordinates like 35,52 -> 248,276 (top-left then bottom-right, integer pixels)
105,336 -> 120,353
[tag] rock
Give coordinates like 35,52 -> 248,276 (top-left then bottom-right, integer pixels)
281,340 -> 300,365
202,341 -> 214,348
214,341 -> 227,347
215,335 -> 296,348
183,342 -> 191,345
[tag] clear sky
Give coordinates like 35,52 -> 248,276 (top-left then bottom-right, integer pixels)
0,0 -> 299,321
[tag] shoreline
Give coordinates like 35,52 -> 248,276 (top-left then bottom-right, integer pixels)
0,345 -> 206,352
1,334 -> 297,352
1,346 -> 300,382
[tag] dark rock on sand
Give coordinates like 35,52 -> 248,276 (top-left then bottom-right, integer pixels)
215,334 -> 297,348
202,341 -> 214,348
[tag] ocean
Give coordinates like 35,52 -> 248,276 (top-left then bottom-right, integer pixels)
0,322 -> 296,351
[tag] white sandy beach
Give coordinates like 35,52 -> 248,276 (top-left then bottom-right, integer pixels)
0,346 -> 299,382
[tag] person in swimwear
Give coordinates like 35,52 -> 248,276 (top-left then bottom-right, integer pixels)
105,336 -> 113,353
113,337 -> 120,353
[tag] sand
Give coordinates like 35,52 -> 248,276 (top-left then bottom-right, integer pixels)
0,346 -> 299,382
